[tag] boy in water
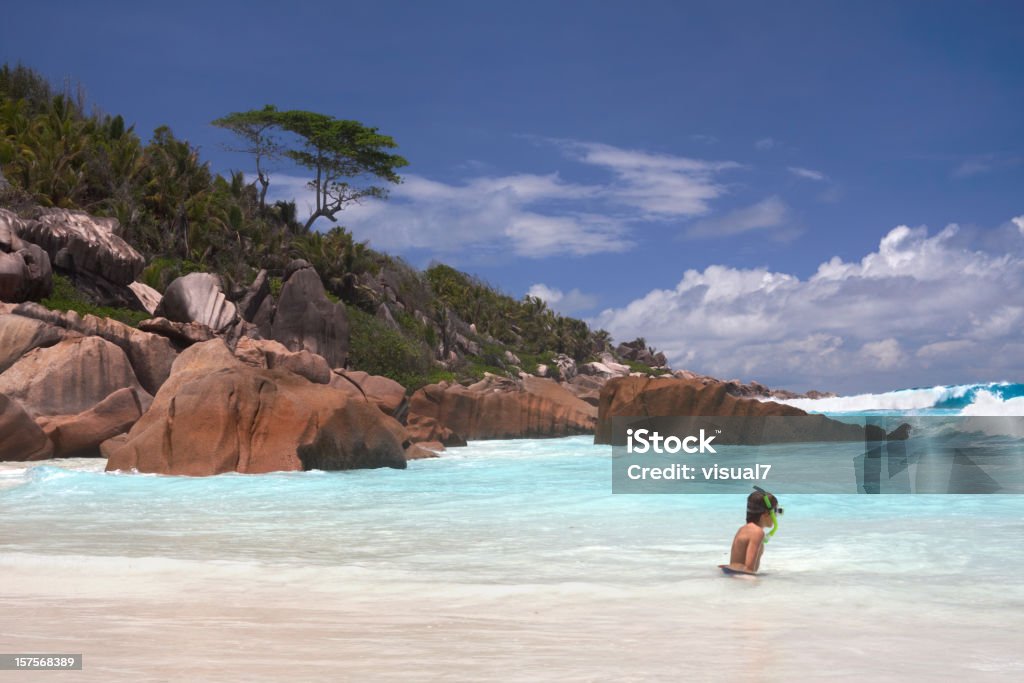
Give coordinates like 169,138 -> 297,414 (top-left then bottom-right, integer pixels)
725,487 -> 782,574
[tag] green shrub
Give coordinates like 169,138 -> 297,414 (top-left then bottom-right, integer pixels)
347,307 -> 436,390
140,257 -> 204,292
624,359 -> 662,376
41,274 -> 149,326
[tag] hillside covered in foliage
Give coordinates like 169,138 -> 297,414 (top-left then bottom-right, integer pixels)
0,63 -> 668,389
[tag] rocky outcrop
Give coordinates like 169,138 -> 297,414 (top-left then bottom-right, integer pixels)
331,370 -> 408,420
594,376 -> 900,445
297,408 -> 408,471
0,335 -> 151,418
36,387 -> 145,457
0,392 -> 53,461
670,369 -> 837,401
565,373 -> 606,407
406,373 -> 597,443
155,273 -> 239,333
579,353 -> 632,379
128,281 -> 162,314
105,339 -> 407,475
12,207 -> 144,287
138,316 -> 217,346
616,339 -> 667,368
10,303 -> 177,395
0,313 -> 68,373
236,269 -> 270,322
233,337 -> 331,384
0,209 -> 52,302
552,354 -> 577,381
270,264 -> 349,368
405,441 -> 443,460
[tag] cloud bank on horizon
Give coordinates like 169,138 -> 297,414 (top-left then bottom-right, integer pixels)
591,219 -> 1024,393
266,137 -> 1023,395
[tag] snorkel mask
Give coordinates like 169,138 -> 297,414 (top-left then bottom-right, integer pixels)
753,486 -> 783,544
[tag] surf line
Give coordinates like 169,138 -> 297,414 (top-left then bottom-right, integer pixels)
701,464 -> 772,480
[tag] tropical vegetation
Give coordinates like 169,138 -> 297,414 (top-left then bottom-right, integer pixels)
1,63 -> 658,389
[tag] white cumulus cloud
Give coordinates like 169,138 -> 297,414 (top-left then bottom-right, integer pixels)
591,219 -> 1024,393
527,284 -> 599,315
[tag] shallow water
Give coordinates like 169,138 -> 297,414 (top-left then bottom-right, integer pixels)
1,437 -> 1023,681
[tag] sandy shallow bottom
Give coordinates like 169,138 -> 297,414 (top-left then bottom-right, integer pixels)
2,444 -> 1023,681
3,555 -> 1022,682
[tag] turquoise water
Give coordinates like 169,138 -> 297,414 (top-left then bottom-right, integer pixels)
2,433 -> 1023,681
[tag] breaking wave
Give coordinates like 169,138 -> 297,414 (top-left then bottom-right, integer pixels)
774,382 -> 1024,415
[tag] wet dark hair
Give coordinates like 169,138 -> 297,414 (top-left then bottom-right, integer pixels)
746,490 -> 779,523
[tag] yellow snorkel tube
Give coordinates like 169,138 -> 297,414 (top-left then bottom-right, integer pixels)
753,486 -> 782,544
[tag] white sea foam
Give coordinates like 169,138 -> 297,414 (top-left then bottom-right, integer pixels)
773,382 -> 1024,415
772,383 -> 972,412
961,389 -> 1024,416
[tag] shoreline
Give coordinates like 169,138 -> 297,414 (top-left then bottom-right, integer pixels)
4,442 -> 1023,681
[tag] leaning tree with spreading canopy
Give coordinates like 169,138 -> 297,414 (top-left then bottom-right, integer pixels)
213,106 -> 407,229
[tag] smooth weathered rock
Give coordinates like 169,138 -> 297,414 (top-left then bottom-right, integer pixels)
105,339 -> 406,475
232,336 -> 270,369
594,376 -> 902,445
37,387 -> 145,457
405,442 -> 441,460
168,337 -> 240,376
566,373 -> 606,407
579,360 -> 631,379
128,281 -> 162,314
0,336 -> 150,418
236,269 -> 270,322
331,370 -> 408,420
552,354 -> 577,381
406,373 -> 597,443
0,209 -> 53,302
0,211 -> 24,253
271,267 -> 349,368
297,407 -> 408,471
0,392 -> 54,461
99,433 -> 130,460
233,338 -> 331,384
616,339 -> 662,367
251,293 -> 275,339
0,313 -> 68,373
138,316 -> 216,346
668,369 -> 836,401
155,273 -> 239,333
376,303 -> 399,330
11,303 -> 178,395
284,259 -> 312,281
13,207 -> 144,286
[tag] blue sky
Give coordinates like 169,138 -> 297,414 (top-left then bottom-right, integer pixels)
3,1 -> 1023,392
